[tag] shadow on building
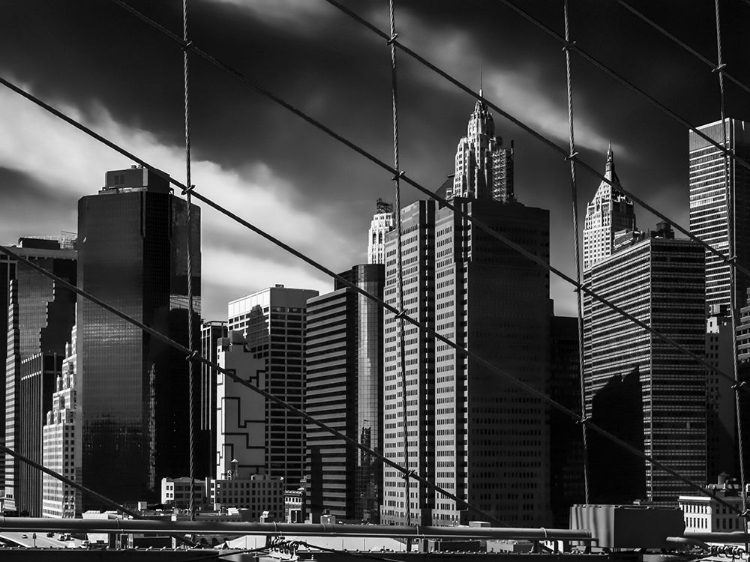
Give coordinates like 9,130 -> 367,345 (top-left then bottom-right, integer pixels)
589,366 -> 646,504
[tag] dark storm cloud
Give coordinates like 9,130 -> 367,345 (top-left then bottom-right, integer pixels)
3,0 -> 750,318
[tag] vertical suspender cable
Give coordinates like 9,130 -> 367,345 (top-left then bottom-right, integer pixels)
562,0 -> 590,504
714,0 -> 747,532
388,0 -> 411,530
182,0 -> 197,522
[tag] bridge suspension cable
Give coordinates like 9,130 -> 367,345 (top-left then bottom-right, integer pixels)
0,75 -> 743,517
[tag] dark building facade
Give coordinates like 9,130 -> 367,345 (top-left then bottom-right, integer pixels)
77,166 -> 203,507
3,238 -> 76,515
304,264 -> 384,522
549,316 -> 585,527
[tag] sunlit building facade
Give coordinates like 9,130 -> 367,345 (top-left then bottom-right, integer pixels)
42,323 -> 81,518
77,166 -> 203,507
689,118 -> 750,312
367,199 -> 394,265
583,146 -> 636,270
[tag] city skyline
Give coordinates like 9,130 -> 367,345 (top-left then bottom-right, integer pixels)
2,1 -> 750,321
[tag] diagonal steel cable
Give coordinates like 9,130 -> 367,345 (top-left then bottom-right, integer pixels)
2,69 -> 747,518
613,0 -> 750,98
0,242 -> 501,526
96,2 -> 748,395
0,50 -> 742,522
320,0 -> 750,284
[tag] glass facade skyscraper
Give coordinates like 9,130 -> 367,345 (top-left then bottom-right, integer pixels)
304,264 -> 384,522
77,166 -> 202,506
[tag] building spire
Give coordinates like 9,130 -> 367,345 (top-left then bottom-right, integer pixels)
605,142 -> 618,184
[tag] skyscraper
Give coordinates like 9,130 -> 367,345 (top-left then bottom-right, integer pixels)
77,166 -> 203,506
381,98 -> 552,527
3,237 -> 76,515
583,224 -> 706,505
42,323 -> 81,518
582,146 -> 636,270
304,264 -> 385,522
367,199 -> 394,265
689,118 -> 750,312
227,285 -> 318,486
448,93 -> 514,202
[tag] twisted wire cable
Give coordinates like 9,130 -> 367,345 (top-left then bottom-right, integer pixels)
713,0 -> 748,527
387,0 -> 413,529
182,0 -> 197,522
562,0 -> 590,504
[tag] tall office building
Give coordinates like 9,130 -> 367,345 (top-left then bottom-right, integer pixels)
3,237 -> 76,515
689,119 -> 750,312
367,199 -> 394,265
304,264 -> 385,522
448,93 -> 514,202
77,166 -> 203,506
381,97 -> 552,526
582,146 -> 636,270
583,224 -> 706,505
42,323 -> 81,518
228,285 -> 318,486
201,320 -> 228,479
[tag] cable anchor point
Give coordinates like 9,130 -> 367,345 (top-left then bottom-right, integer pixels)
392,170 -> 406,182
565,151 -> 579,162
181,40 -> 193,52
577,417 -> 589,426
713,63 -> 727,74
185,350 -> 199,362
562,40 -> 577,52
395,309 -> 407,319
387,33 -> 399,46
732,381 -> 747,391
182,184 -> 196,195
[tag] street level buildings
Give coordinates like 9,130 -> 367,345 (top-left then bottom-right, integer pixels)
582,146 -> 636,271
3,236 -> 76,516
304,264 -> 385,522
228,286 -> 318,486
77,166 -> 203,507
689,118 -> 750,311
583,224 -> 706,505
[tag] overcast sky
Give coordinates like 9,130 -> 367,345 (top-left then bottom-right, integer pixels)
1,0 -> 749,320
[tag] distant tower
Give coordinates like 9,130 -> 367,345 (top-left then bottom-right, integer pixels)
227,285 -> 318,485
367,199 -> 394,265
583,145 -> 636,270
448,92 -> 514,202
